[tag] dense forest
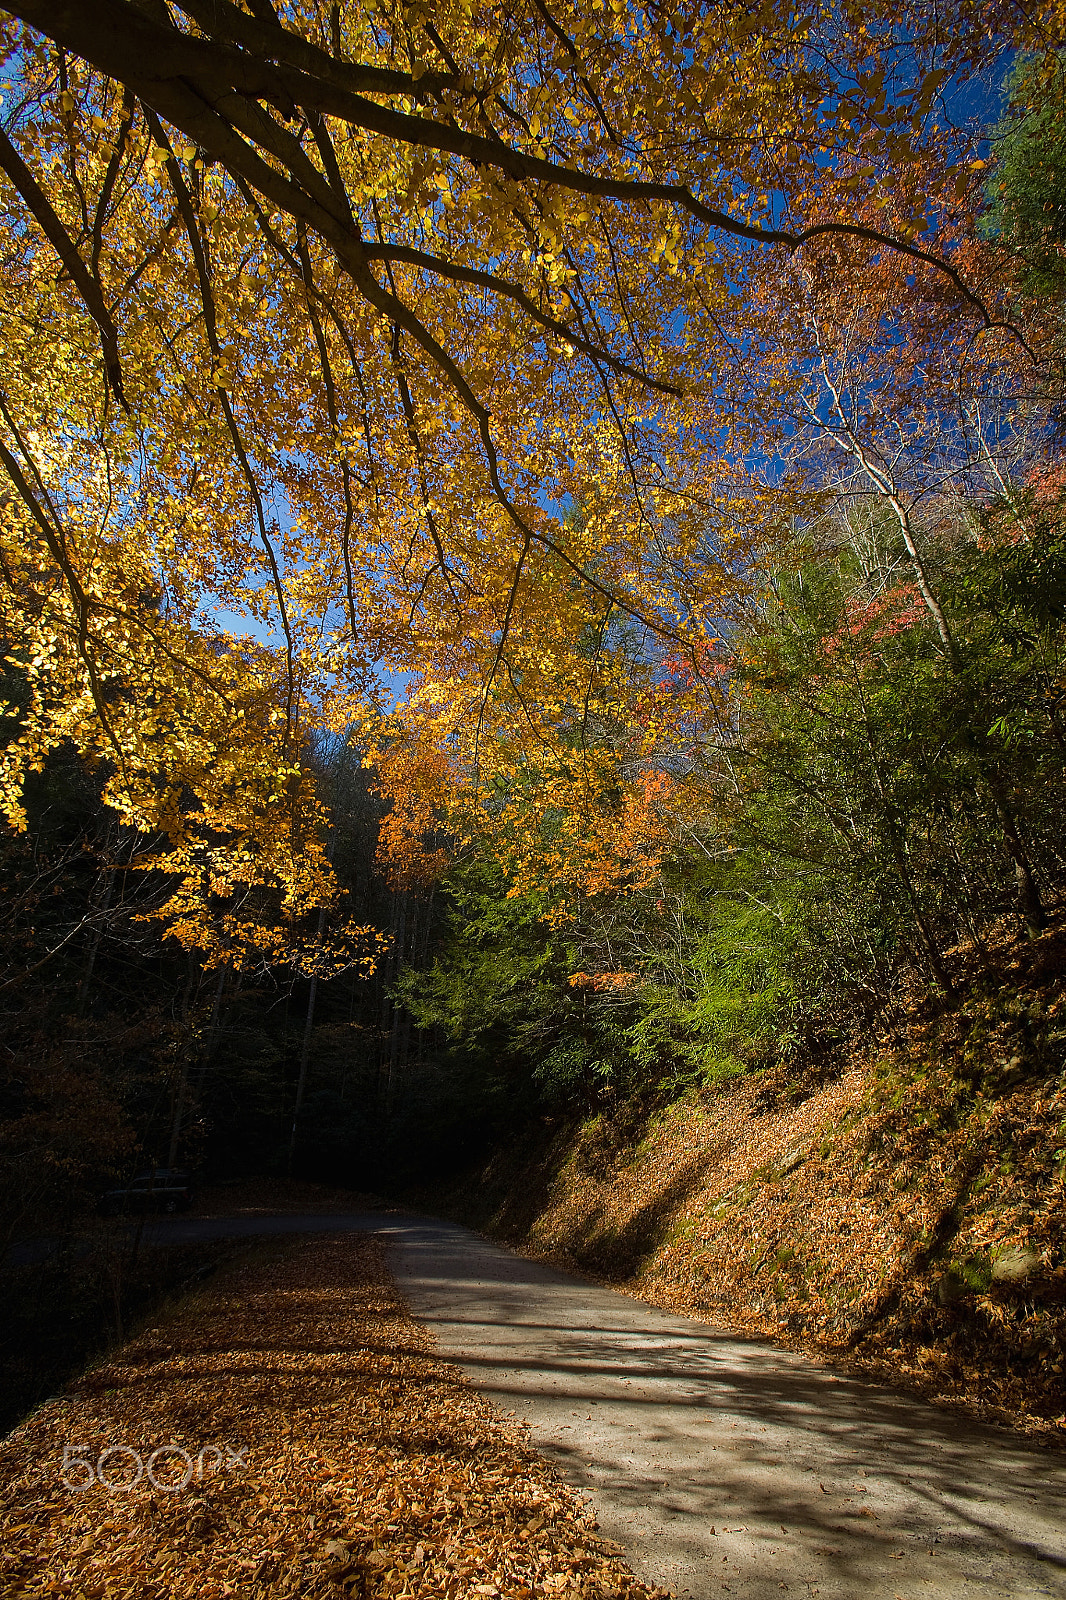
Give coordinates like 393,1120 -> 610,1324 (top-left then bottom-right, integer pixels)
6,462 -> 1065,1222
0,2 -> 1064,1425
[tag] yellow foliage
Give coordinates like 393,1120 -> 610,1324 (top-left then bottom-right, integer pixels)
0,0 -> 1050,934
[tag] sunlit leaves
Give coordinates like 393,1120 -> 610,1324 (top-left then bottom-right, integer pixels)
0,0 -> 1055,940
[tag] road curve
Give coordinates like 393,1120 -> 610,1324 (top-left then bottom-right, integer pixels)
145,1209 -> 1066,1600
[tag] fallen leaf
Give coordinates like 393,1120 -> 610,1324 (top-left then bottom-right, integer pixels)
0,1236 -> 659,1600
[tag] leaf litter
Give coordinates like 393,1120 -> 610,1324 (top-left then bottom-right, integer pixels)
0,1234 -> 667,1600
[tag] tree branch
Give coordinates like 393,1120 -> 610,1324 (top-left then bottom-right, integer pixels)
361,242 -> 679,394
7,0 -> 1021,349
0,120 -> 127,406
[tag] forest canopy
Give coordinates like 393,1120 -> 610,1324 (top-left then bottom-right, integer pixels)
0,0 -> 1062,965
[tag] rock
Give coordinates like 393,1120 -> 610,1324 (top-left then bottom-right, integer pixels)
991,1244 -> 1040,1282
937,1268 -> 968,1305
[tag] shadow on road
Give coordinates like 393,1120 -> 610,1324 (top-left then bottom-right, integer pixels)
133,1208 -> 1065,1600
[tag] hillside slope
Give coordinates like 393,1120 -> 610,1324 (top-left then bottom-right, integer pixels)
420,920 -> 1066,1438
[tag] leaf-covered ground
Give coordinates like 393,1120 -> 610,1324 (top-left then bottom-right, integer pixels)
427,920 -> 1066,1440
0,1235 -> 664,1600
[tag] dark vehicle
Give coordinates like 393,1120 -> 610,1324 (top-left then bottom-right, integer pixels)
99,1169 -> 194,1216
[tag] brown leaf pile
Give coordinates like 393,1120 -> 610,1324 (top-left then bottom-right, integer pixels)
0,1235 -> 665,1600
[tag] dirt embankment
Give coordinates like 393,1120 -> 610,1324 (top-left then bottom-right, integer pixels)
420,921 -> 1066,1440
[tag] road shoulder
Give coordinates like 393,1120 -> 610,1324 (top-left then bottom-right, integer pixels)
0,1231 -> 662,1600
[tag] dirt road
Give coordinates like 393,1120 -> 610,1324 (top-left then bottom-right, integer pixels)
149,1209 -> 1066,1599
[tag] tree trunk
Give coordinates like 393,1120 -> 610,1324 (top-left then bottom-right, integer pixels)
75,866 -> 114,1018
286,972 -> 319,1179
833,419 -> 1049,935
287,893 -> 329,1178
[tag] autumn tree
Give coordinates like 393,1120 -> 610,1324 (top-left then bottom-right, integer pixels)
0,0 -> 1060,938
983,50 -> 1066,302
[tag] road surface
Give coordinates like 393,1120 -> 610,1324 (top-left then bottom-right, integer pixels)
143,1208 -> 1065,1599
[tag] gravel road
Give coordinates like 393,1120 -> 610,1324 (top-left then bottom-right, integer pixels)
144,1208 -> 1066,1600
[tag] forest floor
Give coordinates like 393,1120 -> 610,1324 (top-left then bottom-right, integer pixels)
0,1232 -> 660,1600
419,916 -> 1066,1440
